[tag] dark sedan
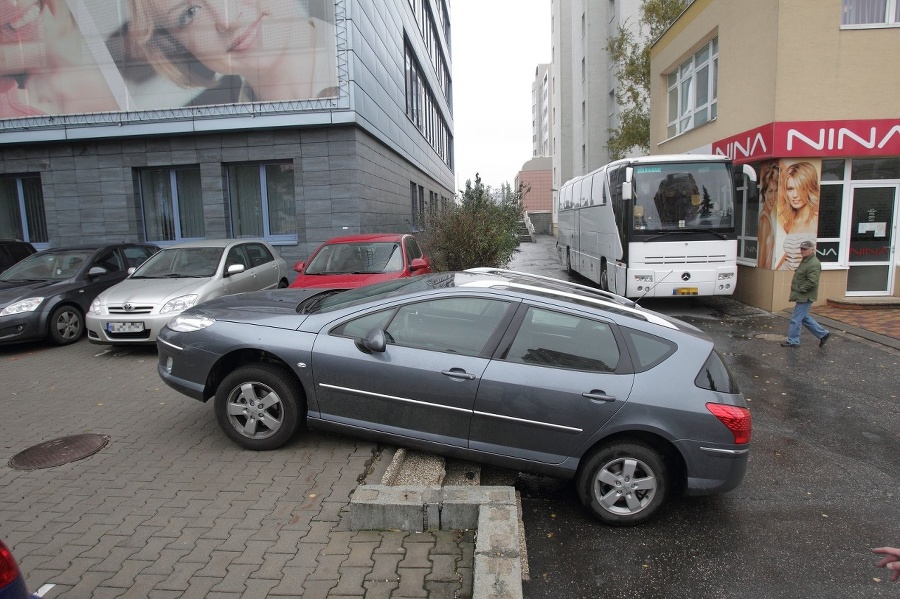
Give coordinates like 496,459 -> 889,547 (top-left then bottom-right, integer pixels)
0,243 -> 158,345
156,269 -> 751,525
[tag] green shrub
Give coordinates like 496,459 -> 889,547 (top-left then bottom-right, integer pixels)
419,175 -> 525,272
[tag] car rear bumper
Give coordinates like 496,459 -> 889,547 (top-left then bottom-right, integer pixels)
675,439 -> 749,495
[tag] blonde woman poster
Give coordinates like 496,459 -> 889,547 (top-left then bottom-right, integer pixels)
774,159 -> 821,271
756,161 -> 780,270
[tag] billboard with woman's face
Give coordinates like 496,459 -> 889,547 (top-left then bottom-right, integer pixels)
0,0 -> 339,121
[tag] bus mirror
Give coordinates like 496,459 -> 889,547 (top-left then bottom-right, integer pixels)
741,164 -> 758,196
742,164 -> 758,183
622,167 -> 633,201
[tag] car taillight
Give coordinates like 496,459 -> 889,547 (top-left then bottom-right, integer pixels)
0,539 -> 22,587
706,403 -> 752,444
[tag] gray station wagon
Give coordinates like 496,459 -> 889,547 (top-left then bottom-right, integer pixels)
156,269 -> 751,525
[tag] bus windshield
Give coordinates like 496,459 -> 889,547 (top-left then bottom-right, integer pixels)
631,162 -> 734,232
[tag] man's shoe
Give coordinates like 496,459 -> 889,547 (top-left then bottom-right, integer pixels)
780,342 -> 798,348
819,333 -> 831,347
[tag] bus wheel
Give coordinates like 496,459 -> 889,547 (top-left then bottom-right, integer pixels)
600,262 -> 610,292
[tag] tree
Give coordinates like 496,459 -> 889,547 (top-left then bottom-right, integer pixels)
418,174 -> 524,271
606,0 -> 687,160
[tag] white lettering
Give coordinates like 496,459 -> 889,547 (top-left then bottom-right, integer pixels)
786,129 -> 825,151
786,124 -> 900,152
838,127 -> 876,150
878,125 -> 900,149
715,133 -> 767,160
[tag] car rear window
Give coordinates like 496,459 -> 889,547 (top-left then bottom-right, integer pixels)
694,351 -> 740,393
621,328 -> 676,372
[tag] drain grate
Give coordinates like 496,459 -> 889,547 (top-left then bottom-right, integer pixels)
9,434 -> 109,470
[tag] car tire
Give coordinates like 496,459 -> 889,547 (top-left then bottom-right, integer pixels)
577,441 -> 668,526
277,279 -> 289,288
48,305 -> 84,345
214,364 -> 302,451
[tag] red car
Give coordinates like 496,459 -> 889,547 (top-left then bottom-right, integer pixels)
289,234 -> 431,289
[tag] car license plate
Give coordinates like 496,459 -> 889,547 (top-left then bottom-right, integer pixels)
107,322 -> 144,333
674,287 -> 698,296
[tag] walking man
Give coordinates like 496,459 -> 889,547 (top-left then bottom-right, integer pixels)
782,240 -> 830,348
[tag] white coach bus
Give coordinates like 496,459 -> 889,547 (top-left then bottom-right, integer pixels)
557,154 -> 756,298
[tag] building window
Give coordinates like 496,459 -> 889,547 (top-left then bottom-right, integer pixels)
139,167 -> 204,242
226,163 -> 297,243
0,174 -> 48,245
666,37 -> 718,138
404,40 -> 453,168
841,0 -> 900,25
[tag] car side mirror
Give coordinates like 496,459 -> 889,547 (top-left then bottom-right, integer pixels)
88,266 -> 107,277
409,257 -> 428,272
226,263 -> 245,277
293,261 -> 305,274
355,328 -> 386,353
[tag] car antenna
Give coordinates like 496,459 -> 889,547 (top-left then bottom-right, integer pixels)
635,270 -> 674,306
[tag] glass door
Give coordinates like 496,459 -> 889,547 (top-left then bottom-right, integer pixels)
847,185 -> 897,295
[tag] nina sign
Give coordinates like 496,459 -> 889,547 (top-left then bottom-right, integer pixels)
713,119 -> 900,163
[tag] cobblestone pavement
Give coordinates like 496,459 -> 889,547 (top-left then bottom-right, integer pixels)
0,342 -> 473,598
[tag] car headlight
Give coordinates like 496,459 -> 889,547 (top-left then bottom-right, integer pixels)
0,297 -> 44,316
90,298 -> 103,315
160,295 -> 199,314
168,314 -> 216,332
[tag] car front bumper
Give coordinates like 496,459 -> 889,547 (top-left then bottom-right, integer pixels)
87,312 -> 174,345
0,312 -> 45,345
155,331 -> 221,402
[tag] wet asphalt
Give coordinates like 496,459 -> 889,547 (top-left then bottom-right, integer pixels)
507,236 -> 900,599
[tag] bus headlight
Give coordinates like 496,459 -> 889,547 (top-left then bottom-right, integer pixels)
717,272 -> 735,280
634,274 -> 654,282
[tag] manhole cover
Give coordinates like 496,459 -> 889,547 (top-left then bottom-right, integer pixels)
9,434 -> 109,470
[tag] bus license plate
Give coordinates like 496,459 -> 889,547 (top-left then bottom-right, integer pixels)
674,288 -> 698,296
107,322 -> 144,333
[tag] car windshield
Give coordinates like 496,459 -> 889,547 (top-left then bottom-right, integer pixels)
0,250 -> 93,282
632,162 -> 735,231
131,247 -> 224,279
305,242 -> 404,275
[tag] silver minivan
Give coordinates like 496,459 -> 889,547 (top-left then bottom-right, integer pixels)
87,239 -> 289,345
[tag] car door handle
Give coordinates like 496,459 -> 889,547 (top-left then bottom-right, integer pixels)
441,369 -> 476,381
582,390 -> 616,403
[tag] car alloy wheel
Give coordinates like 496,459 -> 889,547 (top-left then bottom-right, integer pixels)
214,364 -> 301,451
49,306 -> 84,345
577,441 -> 668,526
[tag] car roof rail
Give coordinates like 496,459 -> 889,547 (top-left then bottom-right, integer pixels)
461,269 -> 677,330
465,267 -> 636,306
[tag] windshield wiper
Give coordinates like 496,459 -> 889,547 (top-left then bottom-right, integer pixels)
644,229 -> 728,242
296,289 -> 345,314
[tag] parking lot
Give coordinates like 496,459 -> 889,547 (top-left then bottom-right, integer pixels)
0,341 -> 473,598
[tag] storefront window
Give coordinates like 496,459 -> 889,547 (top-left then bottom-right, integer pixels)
851,158 -> 900,180
820,159 -> 846,182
